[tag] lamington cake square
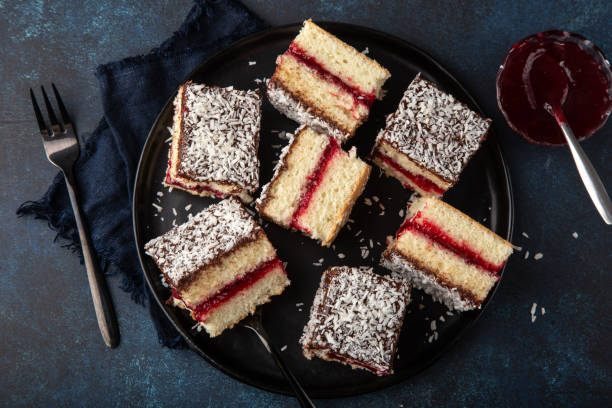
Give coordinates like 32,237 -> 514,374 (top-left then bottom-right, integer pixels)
144,198 -> 290,337
300,266 -> 411,376
381,196 -> 513,311
267,19 -> 391,144
370,73 -> 491,196
164,82 -> 262,202
256,126 -> 371,247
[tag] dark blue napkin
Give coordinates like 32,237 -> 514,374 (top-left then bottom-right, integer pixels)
17,0 -> 267,348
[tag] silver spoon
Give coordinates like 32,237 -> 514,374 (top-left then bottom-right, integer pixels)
531,54 -> 612,224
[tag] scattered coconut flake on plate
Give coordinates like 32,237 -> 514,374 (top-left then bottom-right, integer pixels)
524,250 -> 530,260
164,136 -> 173,143
572,232 -> 579,239
152,203 -> 162,213
280,345 -> 287,352
522,232 -> 529,238
399,208 -> 404,218
364,197 -> 372,206
541,307 -> 546,315
372,195 -> 379,202
184,204 -> 192,211
156,191 -> 163,197
248,61 -> 256,66
337,253 -> 346,259
530,302 -> 537,323
361,47 -> 369,55
172,208 -> 177,216
534,253 -> 543,260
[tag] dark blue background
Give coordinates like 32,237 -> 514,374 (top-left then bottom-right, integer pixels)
2,1 -> 610,406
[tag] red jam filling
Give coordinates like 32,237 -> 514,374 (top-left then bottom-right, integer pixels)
376,153 -> 446,195
497,31 -> 612,146
290,137 -> 340,233
173,257 -> 285,322
287,42 -> 376,109
397,213 -> 504,276
165,160 -> 225,198
325,351 -> 388,376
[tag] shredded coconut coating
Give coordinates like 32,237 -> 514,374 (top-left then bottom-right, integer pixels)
301,266 -> 411,374
374,73 -> 490,182
178,83 -> 261,190
144,198 -> 260,287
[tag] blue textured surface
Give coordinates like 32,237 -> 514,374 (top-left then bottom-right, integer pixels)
1,1 -> 611,407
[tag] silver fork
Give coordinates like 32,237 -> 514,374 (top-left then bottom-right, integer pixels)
30,85 -> 119,348
240,309 -> 315,407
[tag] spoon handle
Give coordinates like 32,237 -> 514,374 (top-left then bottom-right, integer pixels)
557,119 -> 612,224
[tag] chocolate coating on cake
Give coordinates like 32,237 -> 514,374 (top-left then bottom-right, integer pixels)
301,266 -> 411,375
144,198 -> 260,288
177,83 -> 261,191
374,73 -> 490,183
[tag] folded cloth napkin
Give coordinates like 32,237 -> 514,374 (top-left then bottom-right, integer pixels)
17,0 -> 267,348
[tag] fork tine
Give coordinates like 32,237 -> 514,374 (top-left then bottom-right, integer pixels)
30,88 -> 49,135
41,85 -> 63,133
51,83 -> 72,126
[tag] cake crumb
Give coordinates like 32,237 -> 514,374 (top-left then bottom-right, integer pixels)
572,232 -> 579,239
361,47 -> 369,55
522,232 -> 529,238
379,211 -> 385,216
280,345 -> 287,352
248,61 -> 256,66
372,195 -> 380,202
524,250 -> 530,260
418,304 -> 425,310
534,253 -> 543,260
399,209 -> 404,218
386,235 -> 394,245
152,203 -> 162,213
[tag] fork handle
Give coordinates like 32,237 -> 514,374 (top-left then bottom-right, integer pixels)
63,168 -> 120,348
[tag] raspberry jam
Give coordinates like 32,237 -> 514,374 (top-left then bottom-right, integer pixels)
375,153 -> 445,195
287,42 -> 376,108
290,137 -> 340,232
496,31 -> 612,146
397,213 -> 504,275
173,257 -> 284,322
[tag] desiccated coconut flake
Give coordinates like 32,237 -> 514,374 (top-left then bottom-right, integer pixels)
522,232 -> 529,238
572,232 -> 579,239
152,203 -> 163,213
534,253 -> 543,260
248,61 -> 256,66
280,345 -> 287,352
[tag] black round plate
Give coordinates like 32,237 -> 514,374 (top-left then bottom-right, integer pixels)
133,23 -> 514,398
